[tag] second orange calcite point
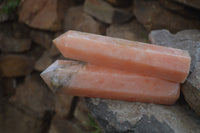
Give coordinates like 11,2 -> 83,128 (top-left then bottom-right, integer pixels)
41,60 -> 180,105
53,30 -> 191,83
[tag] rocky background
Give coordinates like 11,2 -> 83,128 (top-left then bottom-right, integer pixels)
0,0 -> 200,133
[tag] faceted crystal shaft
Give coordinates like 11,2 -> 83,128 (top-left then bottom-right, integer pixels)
41,60 -> 180,105
53,30 -> 191,83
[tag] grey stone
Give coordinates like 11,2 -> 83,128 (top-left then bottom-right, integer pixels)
149,29 -> 200,116
149,29 -> 200,71
106,20 -> 148,42
175,30 -> 200,41
182,48 -> 200,116
86,98 -> 200,133
84,0 -> 133,24
134,0 -> 200,32
64,6 -> 106,34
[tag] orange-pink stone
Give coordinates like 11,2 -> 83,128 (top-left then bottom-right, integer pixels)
41,60 -> 180,105
53,30 -> 191,83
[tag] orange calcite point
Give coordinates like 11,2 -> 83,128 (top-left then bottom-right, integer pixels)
41,60 -> 180,105
53,30 -> 191,83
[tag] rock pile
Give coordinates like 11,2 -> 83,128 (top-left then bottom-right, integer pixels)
149,29 -> 200,116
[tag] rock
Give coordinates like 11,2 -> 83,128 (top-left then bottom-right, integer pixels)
27,40 -> 54,61
48,44 -> 60,57
0,55 -> 34,77
84,0 -> 133,24
0,22 -> 31,39
0,104 -> 43,133
173,0 -> 200,10
182,49 -> 200,116
105,0 -> 132,7
34,44 -> 60,71
134,0 -> 200,33
55,94 -> 73,117
9,73 -> 55,118
175,30 -> 200,41
0,33 -> 31,53
30,30 -> 53,49
64,6 -> 106,34
149,29 -> 200,116
106,20 -> 148,42
34,52 -> 54,72
0,23 -> 31,53
9,73 -> 73,118
86,98 -> 200,133
74,97 -> 90,129
49,115 -> 86,133
26,43 -> 47,61
1,78 -> 16,96
149,29 -> 200,71
0,13 -> 10,22
18,0 -> 71,31
158,0 -> 200,20
12,23 -> 31,39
